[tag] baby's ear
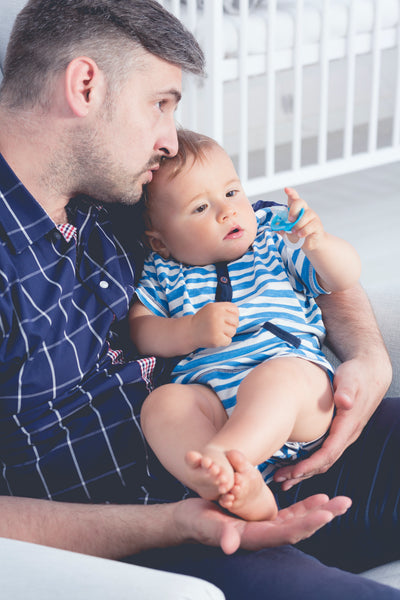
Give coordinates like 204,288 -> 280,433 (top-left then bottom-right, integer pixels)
145,230 -> 170,259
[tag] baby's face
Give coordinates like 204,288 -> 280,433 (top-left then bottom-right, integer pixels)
147,144 -> 258,265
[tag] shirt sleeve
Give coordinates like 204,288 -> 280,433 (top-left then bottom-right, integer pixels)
135,254 -> 170,317
254,207 -> 327,297
255,206 -> 274,230
276,236 -> 329,297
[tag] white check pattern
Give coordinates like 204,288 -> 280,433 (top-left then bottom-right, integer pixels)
0,154 -> 186,503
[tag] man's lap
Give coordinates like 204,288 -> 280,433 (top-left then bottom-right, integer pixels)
4,387 -> 399,597
128,542 -> 400,599
276,397 -> 400,573
128,396 -> 400,599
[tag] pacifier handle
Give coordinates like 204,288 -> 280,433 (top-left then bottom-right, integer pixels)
270,207 -> 305,232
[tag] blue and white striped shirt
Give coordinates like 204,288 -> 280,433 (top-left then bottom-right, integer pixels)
136,208 -> 333,412
0,153 -> 185,503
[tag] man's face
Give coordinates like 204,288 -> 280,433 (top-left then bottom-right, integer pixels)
72,52 -> 182,205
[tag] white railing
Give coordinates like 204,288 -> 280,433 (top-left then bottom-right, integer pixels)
161,0 -> 400,195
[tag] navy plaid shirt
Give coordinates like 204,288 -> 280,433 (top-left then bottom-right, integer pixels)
0,153 -> 186,504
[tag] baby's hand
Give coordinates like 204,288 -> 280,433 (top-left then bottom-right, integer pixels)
191,302 -> 239,348
284,187 -> 325,251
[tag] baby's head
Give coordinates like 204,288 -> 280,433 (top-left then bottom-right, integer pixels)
144,129 -> 258,266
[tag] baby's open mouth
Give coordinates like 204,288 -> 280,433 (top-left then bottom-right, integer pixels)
225,227 -> 243,239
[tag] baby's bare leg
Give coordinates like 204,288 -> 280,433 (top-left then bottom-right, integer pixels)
140,383 -> 234,499
198,358 -> 333,520
209,357 -> 333,468
142,359 -> 333,520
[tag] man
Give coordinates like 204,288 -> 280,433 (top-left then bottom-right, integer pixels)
0,1 -> 398,598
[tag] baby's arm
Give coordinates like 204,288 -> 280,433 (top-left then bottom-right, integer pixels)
129,300 -> 239,357
284,187 -> 361,292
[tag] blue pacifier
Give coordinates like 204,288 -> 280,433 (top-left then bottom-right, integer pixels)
270,207 -> 305,232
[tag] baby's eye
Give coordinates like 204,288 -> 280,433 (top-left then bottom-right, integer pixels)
194,204 -> 207,214
226,190 -> 238,198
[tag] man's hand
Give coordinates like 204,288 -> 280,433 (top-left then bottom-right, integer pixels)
191,302 -> 239,348
273,356 -> 389,490
0,468 -> 350,560
174,493 -> 351,556
272,285 -> 392,490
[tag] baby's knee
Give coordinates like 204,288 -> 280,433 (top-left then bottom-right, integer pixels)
140,384 -> 178,432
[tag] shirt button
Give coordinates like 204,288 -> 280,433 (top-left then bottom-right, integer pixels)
99,280 -> 109,289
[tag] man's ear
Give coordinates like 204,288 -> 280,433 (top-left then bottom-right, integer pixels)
145,230 -> 171,259
64,56 -> 105,117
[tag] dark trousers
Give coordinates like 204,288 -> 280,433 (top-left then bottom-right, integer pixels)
130,398 -> 400,599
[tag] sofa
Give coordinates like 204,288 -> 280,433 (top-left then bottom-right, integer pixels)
328,284 -> 400,589
1,1 -> 400,596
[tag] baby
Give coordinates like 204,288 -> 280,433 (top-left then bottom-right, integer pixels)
129,129 -> 361,520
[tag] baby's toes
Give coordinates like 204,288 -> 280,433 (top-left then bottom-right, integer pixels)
200,455 -> 214,470
219,492 -> 235,510
206,461 -> 222,478
185,450 -> 202,469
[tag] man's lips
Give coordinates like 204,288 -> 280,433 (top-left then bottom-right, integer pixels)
144,163 -> 160,182
224,226 -> 243,240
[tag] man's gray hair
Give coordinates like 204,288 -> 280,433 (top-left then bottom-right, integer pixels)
0,0 -> 205,109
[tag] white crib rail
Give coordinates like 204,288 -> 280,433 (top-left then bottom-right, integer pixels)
162,0 -> 400,196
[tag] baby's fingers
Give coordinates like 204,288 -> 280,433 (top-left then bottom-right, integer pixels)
293,212 -> 324,243
221,303 -> 240,326
284,188 -> 308,222
284,187 -> 301,202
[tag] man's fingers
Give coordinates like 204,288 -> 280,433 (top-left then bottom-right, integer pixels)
189,494 -> 351,555
240,495 -> 352,550
275,493 -> 329,517
219,522 -> 242,555
334,390 -> 354,410
275,494 -> 352,526
274,453 -> 329,483
281,497 -> 352,544
274,437 -> 345,488
333,363 -> 358,410
274,403 -> 364,488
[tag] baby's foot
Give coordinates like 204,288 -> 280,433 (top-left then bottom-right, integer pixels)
219,449 -> 278,521
185,446 -> 235,500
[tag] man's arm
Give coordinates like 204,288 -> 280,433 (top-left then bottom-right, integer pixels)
319,283 -> 391,367
0,486 -> 351,558
274,283 -> 392,489
0,496 -> 184,558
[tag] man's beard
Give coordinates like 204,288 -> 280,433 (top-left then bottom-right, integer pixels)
75,155 -> 160,206
62,127 -> 161,205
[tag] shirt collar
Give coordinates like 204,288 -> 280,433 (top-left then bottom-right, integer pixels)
0,153 -> 56,254
0,154 -> 107,253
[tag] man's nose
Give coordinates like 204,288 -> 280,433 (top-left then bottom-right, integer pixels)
155,120 -> 179,158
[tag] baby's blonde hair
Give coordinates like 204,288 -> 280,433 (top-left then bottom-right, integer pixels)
144,128 -> 220,225
160,128 -> 219,178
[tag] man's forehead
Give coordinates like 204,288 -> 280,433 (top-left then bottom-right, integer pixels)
140,51 -> 182,83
